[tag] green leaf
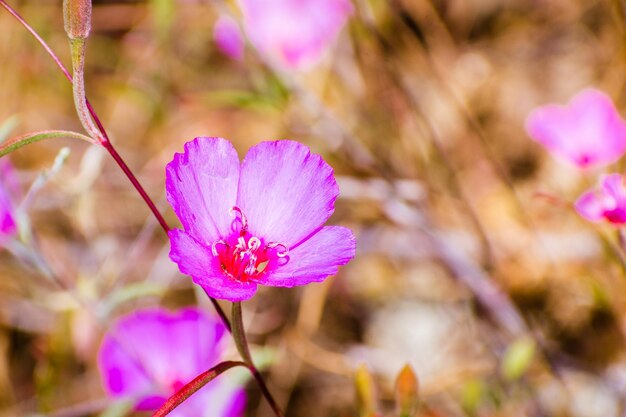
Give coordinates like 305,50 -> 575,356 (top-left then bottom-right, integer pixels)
501,336 -> 536,381
0,130 -> 95,158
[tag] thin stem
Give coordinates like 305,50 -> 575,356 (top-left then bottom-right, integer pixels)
231,302 -> 254,363
232,302 -> 284,417
151,361 -> 248,417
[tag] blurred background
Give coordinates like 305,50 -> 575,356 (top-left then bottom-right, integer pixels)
2,0 -> 626,416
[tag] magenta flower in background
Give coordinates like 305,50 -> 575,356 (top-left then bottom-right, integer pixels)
98,307 -> 245,417
167,138 -> 356,302
237,0 -> 353,69
0,159 -> 18,240
575,174 -> 626,225
214,16 -> 244,61
525,88 -> 626,169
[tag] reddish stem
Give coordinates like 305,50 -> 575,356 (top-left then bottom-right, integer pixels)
151,361 -> 248,417
249,366 -> 284,417
232,302 -> 284,417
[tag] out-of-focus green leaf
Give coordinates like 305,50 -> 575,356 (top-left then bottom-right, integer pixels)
501,336 -> 536,381
99,398 -> 134,417
100,282 -> 166,316
0,130 -> 94,158
17,147 -> 71,245
203,90 -> 284,111
355,364 -> 379,417
461,379 -> 486,416
0,115 -> 19,143
151,0 -> 175,39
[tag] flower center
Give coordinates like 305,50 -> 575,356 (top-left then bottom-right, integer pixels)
211,207 -> 288,282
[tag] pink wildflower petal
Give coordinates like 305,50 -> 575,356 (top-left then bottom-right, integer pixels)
239,0 -> 352,69
99,308 -> 226,401
0,187 -> 15,235
526,88 -> 626,168
0,159 -> 18,238
166,138 -> 240,246
169,229 -> 259,301
601,173 -> 626,200
214,16 -> 245,60
166,138 -> 355,301
237,140 -> 339,247
599,174 -> 626,224
258,226 -> 355,287
575,173 -> 626,225
575,190 -> 605,222
98,333 -> 154,401
98,307 -> 243,415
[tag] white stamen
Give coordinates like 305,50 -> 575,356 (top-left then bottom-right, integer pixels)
248,237 -> 261,251
212,240 -> 228,256
230,206 -> 248,235
266,242 -> 289,258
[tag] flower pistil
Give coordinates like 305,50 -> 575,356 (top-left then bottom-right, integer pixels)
212,206 -> 289,282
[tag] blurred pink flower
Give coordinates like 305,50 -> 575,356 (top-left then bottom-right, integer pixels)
575,174 -> 626,225
238,0 -> 353,69
214,16 -> 244,61
98,307 -> 245,417
166,138 -> 355,301
0,160 -> 18,240
525,88 -> 626,168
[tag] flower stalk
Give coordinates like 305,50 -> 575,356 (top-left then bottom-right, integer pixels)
232,302 -> 284,417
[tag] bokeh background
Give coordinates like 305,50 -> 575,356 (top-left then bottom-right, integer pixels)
2,0 -> 626,416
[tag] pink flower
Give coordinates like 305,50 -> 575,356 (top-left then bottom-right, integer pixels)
0,160 -> 18,240
214,16 -> 244,61
525,88 -> 626,168
166,138 -> 356,302
238,0 -> 353,69
575,174 -> 626,225
98,307 -> 245,416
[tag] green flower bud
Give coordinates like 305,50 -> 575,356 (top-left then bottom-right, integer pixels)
63,0 -> 92,40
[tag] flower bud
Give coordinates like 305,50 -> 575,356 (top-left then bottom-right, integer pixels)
63,0 -> 92,40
